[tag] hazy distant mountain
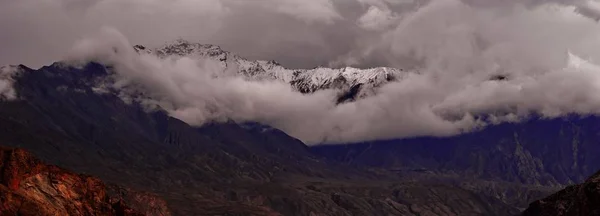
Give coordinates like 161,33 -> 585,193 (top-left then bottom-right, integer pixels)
312,116 -> 600,186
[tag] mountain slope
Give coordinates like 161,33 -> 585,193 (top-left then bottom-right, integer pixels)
141,41 -> 600,190
0,61 -> 523,215
522,170 -> 600,216
312,116 -> 600,186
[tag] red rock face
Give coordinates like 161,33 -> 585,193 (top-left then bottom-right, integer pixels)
0,147 -> 47,191
107,186 -> 172,216
0,146 -> 169,216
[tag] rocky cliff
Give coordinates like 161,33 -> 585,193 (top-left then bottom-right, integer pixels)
0,146 -> 170,216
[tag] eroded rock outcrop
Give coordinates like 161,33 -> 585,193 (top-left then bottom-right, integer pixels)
0,146 -> 169,216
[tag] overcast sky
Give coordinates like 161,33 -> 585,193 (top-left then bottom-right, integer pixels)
4,0 -> 598,69
0,0 -> 407,68
5,0 -> 600,144
0,0 -> 596,68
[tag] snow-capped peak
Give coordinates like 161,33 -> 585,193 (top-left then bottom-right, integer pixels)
136,39 -> 410,98
152,39 -> 230,60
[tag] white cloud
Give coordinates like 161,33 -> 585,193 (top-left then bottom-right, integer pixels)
7,0 -> 600,145
0,66 -> 19,100
268,0 -> 342,24
357,6 -> 398,30
65,1 -> 600,144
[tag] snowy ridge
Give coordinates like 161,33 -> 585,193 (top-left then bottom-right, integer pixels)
137,40 -> 409,96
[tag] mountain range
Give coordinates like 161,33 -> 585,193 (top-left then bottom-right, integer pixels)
135,40 -> 406,100
1,40 -> 599,215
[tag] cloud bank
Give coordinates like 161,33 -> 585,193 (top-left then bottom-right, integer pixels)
6,0 -> 600,144
0,0 -> 458,68
3,0 -> 597,69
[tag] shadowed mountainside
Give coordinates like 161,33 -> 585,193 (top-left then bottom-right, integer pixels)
0,62 -> 525,215
522,170 -> 600,216
312,116 -> 600,186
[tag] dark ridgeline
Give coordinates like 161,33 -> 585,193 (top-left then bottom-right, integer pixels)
522,170 -> 600,216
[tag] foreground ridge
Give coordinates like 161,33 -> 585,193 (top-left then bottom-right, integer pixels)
522,170 -> 600,216
0,146 -> 171,216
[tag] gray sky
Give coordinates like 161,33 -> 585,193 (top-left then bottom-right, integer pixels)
5,0 -> 600,144
0,0 -> 414,68
1,0 -> 599,69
